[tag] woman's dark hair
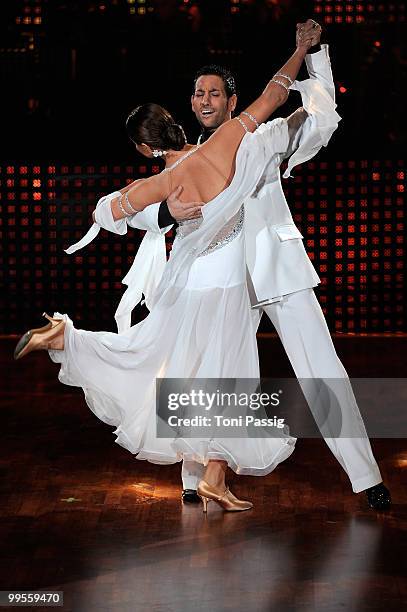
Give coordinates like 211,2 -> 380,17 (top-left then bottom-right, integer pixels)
126,103 -> 186,151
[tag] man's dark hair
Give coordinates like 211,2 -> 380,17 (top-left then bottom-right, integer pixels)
193,65 -> 237,99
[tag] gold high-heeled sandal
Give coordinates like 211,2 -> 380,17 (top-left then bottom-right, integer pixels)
13,313 -> 66,360
197,480 -> 253,513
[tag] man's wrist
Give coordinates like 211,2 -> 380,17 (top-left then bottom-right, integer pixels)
295,46 -> 308,57
158,200 -> 176,228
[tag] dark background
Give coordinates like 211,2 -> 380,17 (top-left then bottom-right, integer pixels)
1,0 -> 406,159
1,0 -> 406,334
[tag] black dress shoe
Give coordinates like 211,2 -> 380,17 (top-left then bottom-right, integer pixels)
366,483 -> 391,510
181,489 -> 201,503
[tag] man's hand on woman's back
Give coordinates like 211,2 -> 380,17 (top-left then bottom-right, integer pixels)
167,185 -> 204,221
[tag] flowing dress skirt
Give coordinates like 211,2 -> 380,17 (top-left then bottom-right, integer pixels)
50,78 -> 343,475
49,225 -> 295,475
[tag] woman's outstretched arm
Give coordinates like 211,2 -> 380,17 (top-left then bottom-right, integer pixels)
201,20 -> 322,178
109,172 -> 171,221
92,177 -> 149,223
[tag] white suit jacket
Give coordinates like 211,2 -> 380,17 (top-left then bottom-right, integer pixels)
65,45 -> 340,330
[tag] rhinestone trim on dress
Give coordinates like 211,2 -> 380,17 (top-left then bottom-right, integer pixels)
163,146 -> 200,173
198,206 -> 244,257
176,206 -> 245,258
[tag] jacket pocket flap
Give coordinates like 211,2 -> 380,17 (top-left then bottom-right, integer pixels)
274,224 -> 304,241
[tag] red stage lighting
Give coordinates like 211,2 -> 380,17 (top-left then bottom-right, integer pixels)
1,160 -> 405,333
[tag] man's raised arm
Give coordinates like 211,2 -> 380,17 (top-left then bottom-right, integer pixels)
305,43 -> 335,101
285,31 -> 336,157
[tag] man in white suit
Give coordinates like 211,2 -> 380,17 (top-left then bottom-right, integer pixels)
107,21 -> 391,510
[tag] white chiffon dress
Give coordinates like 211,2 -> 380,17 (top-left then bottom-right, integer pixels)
49,75 -> 342,476
47,117 -> 302,476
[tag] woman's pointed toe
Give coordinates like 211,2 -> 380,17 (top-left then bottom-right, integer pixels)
13,314 -> 66,360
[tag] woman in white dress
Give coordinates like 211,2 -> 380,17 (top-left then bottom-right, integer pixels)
14,24 -> 325,512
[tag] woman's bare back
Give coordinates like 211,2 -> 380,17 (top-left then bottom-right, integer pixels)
165,118 -> 249,205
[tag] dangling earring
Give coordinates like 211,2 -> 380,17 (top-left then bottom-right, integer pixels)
152,149 -> 167,157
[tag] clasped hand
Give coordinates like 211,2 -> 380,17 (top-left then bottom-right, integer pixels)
296,19 -> 322,52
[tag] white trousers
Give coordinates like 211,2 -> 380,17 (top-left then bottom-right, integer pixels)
181,288 -> 382,493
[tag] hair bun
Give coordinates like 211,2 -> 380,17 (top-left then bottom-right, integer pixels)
126,103 -> 186,152
164,123 -> 186,151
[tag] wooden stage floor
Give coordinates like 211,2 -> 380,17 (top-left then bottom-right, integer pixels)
1,335 -> 406,612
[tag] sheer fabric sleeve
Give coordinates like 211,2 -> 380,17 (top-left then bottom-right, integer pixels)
64,172 -> 171,255
282,77 -> 341,178
250,117 -> 290,157
64,190 -> 122,254
250,72 -> 341,190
